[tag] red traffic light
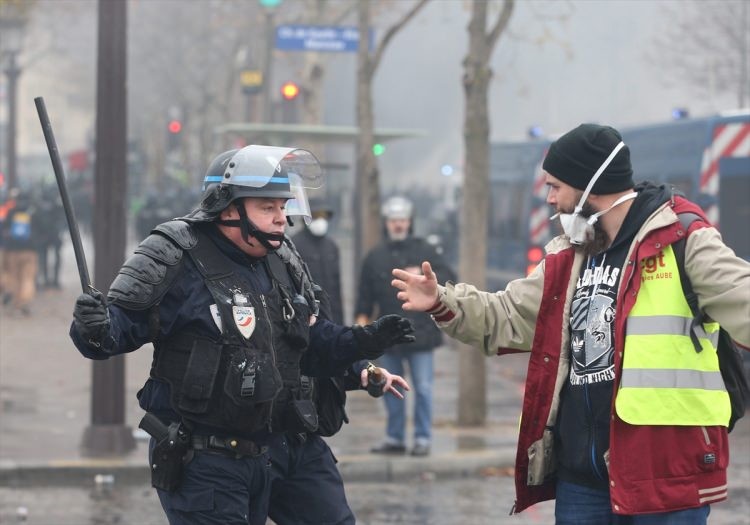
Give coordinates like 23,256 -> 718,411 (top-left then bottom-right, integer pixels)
168,120 -> 182,134
281,81 -> 300,101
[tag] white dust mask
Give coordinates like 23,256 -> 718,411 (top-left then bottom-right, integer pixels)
307,217 -> 329,237
550,141 -> 636,245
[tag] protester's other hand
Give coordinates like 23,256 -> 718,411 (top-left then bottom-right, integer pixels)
73,291 -> 111,349
359,366 -> 411,399
392,261 -> 439,312
352,314 -> 416,359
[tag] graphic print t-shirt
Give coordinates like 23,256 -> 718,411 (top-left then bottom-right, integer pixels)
569,255 -> 620,386
554,183 -> 671,488
555,249 -> 626,488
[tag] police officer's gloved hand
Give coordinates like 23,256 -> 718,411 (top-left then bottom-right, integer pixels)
73,291 -> 114,351
352,314 -> 416,359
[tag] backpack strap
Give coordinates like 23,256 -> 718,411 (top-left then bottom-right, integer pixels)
672,212 -> 706,353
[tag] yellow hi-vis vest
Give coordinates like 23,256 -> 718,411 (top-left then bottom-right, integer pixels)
615,244 -> 731,427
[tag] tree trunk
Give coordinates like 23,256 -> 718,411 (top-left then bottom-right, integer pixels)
457,61 -> 491,425
457,0 -> 511,427
355,0 -> 382,267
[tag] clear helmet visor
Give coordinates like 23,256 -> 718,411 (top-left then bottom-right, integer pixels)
204,145 -> 324,224
285,172 -> 314,223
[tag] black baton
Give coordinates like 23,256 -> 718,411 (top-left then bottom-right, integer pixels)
34,96 -> 94,295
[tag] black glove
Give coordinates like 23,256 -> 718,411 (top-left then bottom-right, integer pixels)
73,291 -> 113,351
352,314 -> 416,359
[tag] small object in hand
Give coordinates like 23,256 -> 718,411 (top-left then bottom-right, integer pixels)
366,363 -> 386,398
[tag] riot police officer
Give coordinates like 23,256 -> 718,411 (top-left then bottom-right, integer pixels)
70,145 -> 414,525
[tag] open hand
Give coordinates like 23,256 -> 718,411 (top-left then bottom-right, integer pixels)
391,261 -> 439,312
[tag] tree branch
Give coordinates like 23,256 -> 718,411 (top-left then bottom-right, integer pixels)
371,0 -> 429,73
486,0 -> 514,52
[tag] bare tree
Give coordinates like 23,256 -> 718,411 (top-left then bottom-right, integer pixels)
457,0 -> 514,427
355,0 -> 429,262
128,0 -> 267,186
649,0 -> 749,109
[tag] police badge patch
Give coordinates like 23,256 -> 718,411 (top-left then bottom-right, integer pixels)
233,306 -> 256,339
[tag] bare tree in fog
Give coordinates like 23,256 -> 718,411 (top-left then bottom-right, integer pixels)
649,0 -> 749,109
128,0 -> 268,187
128,0 -> 356,190
355,0 -> 429,260
16,0 -> 96,118
457,0 -> 514,427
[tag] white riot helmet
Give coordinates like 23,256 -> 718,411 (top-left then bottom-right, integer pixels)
186,145 -> 323,250
381,196 -> 414,240
381,196 -> 413,220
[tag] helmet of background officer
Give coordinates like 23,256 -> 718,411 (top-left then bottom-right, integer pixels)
381,195 -> 413,242
306,197 -> 334,237
185,145 -> 324,257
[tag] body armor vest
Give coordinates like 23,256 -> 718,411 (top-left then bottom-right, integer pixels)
151,226 -> 318,436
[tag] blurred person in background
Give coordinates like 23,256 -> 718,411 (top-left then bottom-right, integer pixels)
356,195 -> 456,457
291,197 -> 344,324
69,145 -> 415,525
0,189 -> 17,304
34,184 -> 65,289
1,189 -> 38,315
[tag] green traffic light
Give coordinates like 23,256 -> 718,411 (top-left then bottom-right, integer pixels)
373,143 -> 385,156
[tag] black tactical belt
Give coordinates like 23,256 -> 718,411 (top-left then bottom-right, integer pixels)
191,435 -> 268,458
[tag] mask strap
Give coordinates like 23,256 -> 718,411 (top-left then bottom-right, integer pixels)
586,191 -> 638,225
574,141 -> 626,214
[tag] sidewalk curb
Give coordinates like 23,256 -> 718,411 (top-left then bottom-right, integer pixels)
0,449 -> 516,487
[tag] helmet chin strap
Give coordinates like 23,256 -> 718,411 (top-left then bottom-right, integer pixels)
215,202 -> 285,251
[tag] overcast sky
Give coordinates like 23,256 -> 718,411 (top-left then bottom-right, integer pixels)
357,0 -> 741,189
10,0 -> 742,191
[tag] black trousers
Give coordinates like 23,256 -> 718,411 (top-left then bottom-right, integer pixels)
153,433 -> 354,525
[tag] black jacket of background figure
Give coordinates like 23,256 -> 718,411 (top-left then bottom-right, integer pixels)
357,237 -> 456,353
292,227 -> 344,324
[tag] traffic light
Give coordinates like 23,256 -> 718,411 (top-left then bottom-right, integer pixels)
281,81 -> 300,101
167,119 -> 183,151
279,81 -> 300,123
372,143 -> 385,156
168,119 -> 182,134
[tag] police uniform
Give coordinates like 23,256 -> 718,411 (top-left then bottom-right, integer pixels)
70,146 -> 414,525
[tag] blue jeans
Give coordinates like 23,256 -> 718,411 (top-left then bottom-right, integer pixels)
378,349 -> 434,444
555,480 -> 710,525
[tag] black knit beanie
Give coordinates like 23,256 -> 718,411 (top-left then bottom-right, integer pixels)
542,124 -> 634,195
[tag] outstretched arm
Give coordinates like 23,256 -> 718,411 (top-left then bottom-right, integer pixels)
391,261 -> 439,312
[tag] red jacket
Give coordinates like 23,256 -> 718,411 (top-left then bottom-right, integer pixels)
509,197 -> 730,514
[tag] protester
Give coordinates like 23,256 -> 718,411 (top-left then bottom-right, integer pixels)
357,195 -> 455,457
392,123 -> 750,522
70,145 -> 416,525
1,189 -> 39,315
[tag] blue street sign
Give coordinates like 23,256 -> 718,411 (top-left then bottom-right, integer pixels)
275,25 -> 373,53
